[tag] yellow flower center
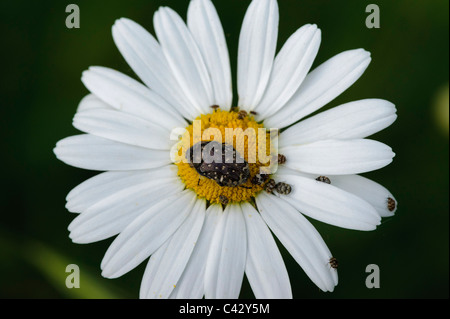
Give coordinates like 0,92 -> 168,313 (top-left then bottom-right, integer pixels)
175,108 -> 273,204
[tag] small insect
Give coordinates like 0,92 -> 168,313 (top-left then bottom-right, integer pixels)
210,105 -> 220,111
275,182 -> 292,195
251,173 -> 270,186
316,176 -> 331,184
219,195 -> 229,205
264,179 -> 276,194
278,154 -> 286,165
186,141 -> 250,187
250,111 -> 258,116
387,197 -> 396,212
329,257 -> 338,269
237,110 -> 248,120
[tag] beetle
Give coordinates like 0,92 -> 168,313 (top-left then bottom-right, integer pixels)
251,173 -> 270,186
329,257 -> 338,269
275,182 -> 292,195
237,110 -> 248,120
278,154 -> 286,165
219,195 -> 229,205
186,141 -> 250,187
316,176 -> 331,184
264,179 -> 276,194
387,197 -> 396,212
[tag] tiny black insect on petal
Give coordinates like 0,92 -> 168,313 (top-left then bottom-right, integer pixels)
329,257 -> 338,269
278,154 -> 286,165
275,182 -> 292,195
316,176 -> 331,184
387,197 -> 396,212
264,179 -> 276,194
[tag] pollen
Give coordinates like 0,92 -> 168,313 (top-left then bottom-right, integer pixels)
175,108 -> 273,204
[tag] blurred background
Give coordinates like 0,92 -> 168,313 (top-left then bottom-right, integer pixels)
0,0 -> 448,299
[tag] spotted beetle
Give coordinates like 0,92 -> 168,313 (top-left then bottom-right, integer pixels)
186,141 -> 250,187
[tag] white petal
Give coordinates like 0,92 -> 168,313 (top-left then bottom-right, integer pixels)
154,7 -> 214,115
188,0 -> 232,110
66,165 -> 179,213
112,18 -> 197,120
54,134 -> 170,171
238,0 -> 279,109
101,190 -> 197,279
280,139 -> 395,175
241,202 -> 292,299
140,198 -> 206,299
254,24 -> 321,119
76,94 -> 112,112
264,49 -> 372,128
279,99 -> 397,147
81,67 -> 186,131
273,172 -> 381,231
73,108 -> 171,150
255,192 -> 338,292
205,204 -> 247,299
275,167 -> 397,218
68,178 -> 185,244
327,175 -> 397,217
73,108 -> 170,150
170,204 -> 223,299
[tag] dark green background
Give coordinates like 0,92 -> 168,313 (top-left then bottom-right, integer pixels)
0,0 -> 448,299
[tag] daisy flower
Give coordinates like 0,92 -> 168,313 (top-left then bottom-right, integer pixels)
54,0 -> 397,299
